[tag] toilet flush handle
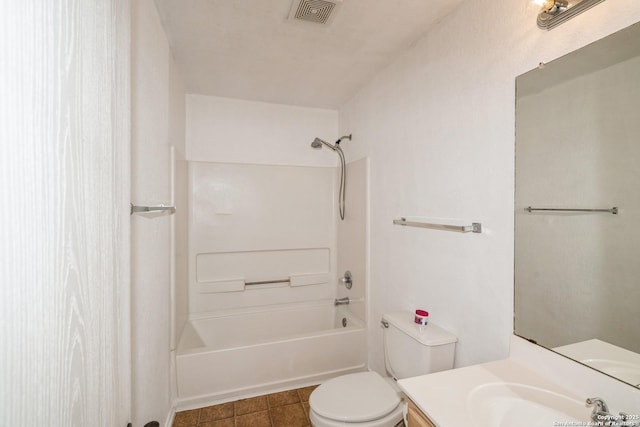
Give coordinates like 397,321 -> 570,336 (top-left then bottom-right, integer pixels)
380,319 -> 389,328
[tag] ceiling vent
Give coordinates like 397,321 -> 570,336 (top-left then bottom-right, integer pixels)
288,0 -> 343,25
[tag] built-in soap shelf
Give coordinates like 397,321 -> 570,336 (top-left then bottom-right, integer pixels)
198,273 -> 329,294
195,248 -> 331,294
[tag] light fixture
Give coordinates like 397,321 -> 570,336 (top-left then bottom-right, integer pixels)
535,0 -> 606,30
535,0 -> 568,13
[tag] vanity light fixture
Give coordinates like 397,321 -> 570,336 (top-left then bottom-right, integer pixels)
535,0 -> 606,30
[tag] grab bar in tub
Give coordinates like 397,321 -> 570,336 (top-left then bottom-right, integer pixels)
245,274 -> 330,287
245,278 -> 290,286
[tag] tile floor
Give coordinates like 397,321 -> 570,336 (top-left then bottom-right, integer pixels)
173,385 -> 318,427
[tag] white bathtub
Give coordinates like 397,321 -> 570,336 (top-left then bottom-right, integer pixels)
175,301 -> 366,407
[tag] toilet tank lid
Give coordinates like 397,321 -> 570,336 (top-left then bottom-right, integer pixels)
383,311 -> 458,346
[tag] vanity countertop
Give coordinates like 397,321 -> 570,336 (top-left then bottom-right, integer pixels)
398,336 -> 640,427
398,358 -> 590,426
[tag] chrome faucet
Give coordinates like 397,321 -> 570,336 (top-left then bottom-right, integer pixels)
587,397 -> 610,423
334,297 -> 349,306
587,397 -> 640,427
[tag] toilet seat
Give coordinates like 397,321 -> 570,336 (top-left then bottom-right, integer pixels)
309,372 -> 404,427
309,405 -> 404,427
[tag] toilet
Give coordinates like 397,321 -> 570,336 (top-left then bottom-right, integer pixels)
308,311 -> 457,427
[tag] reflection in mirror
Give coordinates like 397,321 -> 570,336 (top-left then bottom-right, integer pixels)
515,21 -> 640,388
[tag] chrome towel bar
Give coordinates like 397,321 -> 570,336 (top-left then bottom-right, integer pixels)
525,206 -> 618,215
130,203 -> 176,216
393,218 -> 482,234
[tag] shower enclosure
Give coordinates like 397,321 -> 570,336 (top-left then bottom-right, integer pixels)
172,156 -> 369,409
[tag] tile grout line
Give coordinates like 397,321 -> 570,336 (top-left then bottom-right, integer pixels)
296,389 -> 307,427
267,393 -> 274,427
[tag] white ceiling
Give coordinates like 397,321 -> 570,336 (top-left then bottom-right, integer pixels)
154,0 -> 464,109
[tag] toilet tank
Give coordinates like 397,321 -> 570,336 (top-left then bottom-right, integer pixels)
382,311 -> 457,380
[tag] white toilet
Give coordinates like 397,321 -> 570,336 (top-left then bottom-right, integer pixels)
308,311 -> 457,427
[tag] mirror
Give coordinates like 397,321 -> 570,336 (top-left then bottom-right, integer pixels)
515,21 -> 640,388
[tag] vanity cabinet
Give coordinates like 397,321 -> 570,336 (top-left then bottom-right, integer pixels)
407,399 -> 436,427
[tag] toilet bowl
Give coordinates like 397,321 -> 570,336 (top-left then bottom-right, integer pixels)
308,372 -> 403,427
308,311 -> 457,427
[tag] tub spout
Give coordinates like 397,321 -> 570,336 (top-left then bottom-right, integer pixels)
334,297 -> 350,306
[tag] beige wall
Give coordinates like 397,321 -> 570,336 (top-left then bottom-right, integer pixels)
339,1 -> 640,374
131,0 -> 185,425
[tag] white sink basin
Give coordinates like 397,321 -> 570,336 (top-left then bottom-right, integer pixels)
554,339 -> 640,387
468,383 -> 591,427
582,359 -> 640,386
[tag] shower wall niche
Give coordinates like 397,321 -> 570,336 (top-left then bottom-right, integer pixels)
188,161 -> 338,313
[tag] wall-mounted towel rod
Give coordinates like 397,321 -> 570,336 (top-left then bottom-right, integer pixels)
130,203 -> 176,216
393,218 -> 482,233
525,206 -> 618,215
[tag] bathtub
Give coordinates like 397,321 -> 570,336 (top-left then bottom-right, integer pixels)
175,301 -> 366,407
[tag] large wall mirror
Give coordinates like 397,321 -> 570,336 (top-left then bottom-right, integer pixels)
515,21 -> 640,388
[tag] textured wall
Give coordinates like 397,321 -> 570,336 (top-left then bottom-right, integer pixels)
186,95 -> 338,166
0,1 -> 131,426
339,0 -> 640,374
131,0 -> 185,425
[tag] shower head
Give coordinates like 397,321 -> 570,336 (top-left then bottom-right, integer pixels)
310,137 -> 337,151
310,135 -> 351,151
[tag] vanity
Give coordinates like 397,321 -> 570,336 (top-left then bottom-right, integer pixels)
401,19 -> 640,427
400,336 -> 640,426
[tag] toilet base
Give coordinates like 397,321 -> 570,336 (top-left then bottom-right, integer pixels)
309,402 -> 404,427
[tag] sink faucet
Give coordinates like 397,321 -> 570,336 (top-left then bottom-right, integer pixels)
587,397 -> 610,423
587,397 -> 640,427
334,297 -> 349,306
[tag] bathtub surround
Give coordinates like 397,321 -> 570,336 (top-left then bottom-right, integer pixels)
338,0 -> 640,376
336,158 -> 369,322
131,0 -> 186,425
175,94 -> 372,406
187,162 -> 337,312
